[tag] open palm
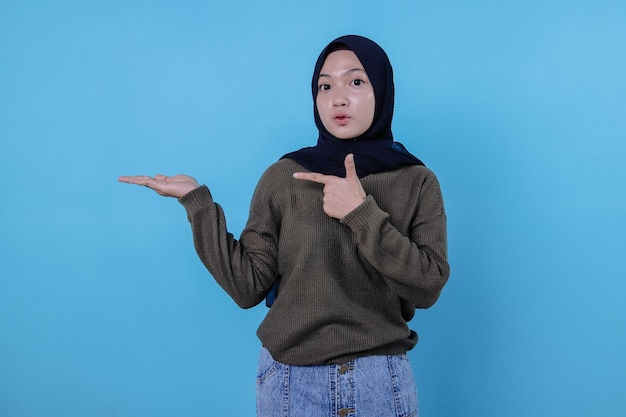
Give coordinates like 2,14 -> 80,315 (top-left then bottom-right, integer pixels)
118,174 -> 200,198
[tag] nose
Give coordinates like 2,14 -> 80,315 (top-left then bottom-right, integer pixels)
332,88 -> 348,107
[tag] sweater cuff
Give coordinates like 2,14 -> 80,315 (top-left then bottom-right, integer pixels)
178,185 -> 214,214
340,195 -> 388,232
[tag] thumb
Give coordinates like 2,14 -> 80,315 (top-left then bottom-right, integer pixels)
344,153 -> 358,180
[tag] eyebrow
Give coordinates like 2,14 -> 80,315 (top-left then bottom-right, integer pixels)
318,68 -> 366,78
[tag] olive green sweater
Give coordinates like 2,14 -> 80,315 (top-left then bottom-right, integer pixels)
179,158 -> 449,365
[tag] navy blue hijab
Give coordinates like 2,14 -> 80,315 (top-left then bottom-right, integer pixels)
281,35 -> 424,177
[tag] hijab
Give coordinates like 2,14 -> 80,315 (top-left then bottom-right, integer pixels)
281,34 -> 424,177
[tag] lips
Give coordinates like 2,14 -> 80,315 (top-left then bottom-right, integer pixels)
333,114 -> 351,125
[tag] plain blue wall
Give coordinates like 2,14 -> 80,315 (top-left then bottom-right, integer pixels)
1,1 -> 625,416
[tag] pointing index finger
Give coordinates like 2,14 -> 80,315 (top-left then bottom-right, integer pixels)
293,171 -> 332,184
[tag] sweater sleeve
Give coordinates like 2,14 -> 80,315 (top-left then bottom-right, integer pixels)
340,169 -> 450,308
178,176 -> 280,309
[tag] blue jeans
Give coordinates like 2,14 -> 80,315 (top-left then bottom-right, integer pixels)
256,347 -> 418,417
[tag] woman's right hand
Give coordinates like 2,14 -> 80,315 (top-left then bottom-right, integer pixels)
118,174 -> 200,198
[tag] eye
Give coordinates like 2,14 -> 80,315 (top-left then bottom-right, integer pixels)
319,84 -> 331,91
352,79 -> 365,86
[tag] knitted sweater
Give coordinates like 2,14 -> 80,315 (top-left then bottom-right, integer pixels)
179,158 -> 449,365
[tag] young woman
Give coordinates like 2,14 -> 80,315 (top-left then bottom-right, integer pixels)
120,34 -> 449,417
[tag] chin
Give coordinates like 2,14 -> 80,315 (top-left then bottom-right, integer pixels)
330,130 -> 363,140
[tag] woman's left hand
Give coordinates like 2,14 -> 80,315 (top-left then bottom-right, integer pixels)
293,154 -> 366,220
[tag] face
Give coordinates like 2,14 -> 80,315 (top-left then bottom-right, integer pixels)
316,50 -> 375,140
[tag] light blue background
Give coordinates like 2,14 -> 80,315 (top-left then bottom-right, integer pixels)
1,0 -> 625,416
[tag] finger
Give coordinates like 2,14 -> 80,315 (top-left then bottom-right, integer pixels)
118,175 -> 153,185
154,174 -> 168,182
293,172 -> 333,184
344,154 -> 358,180
121,176 -> 166,193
